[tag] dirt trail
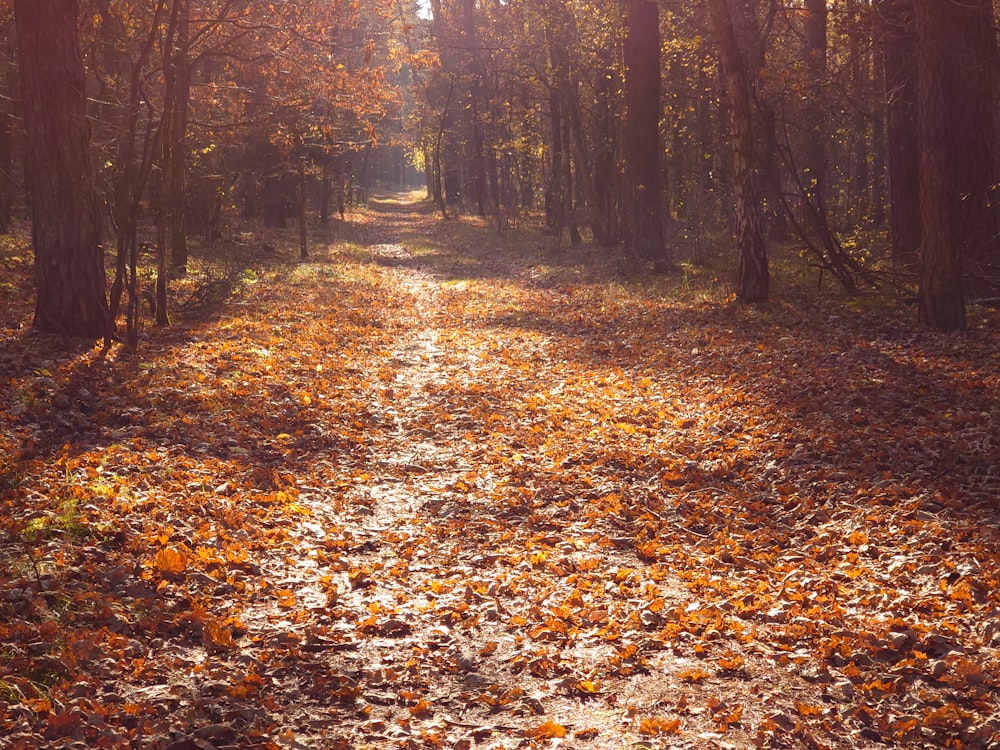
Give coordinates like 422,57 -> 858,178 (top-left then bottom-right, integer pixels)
254,195 -> 780,749
253,197 -> 697,748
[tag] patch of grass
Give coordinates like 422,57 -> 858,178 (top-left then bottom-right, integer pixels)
21,498 -> 88,543
0,679 -> 23,703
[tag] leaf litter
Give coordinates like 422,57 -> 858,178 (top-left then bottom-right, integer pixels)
1,196 -> 1000,749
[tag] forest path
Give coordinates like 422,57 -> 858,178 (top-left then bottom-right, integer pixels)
250,191 -> 820,750
264,192 -> 727,748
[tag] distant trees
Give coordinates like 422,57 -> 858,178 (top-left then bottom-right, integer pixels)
410,0 -> 1000,329
4,0 -> 1000,335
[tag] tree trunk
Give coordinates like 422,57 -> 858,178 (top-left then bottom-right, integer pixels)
870,16 -> 888,230
550,31 -> 588,245
167,0 -> 191,273
849,0 -> 871,227
0,30 -> 15,235
461,0 -> 488,217
15,0 -> 110,338
802,0 -> 828,211
706,0 -> 769,302
320,155 -> 332,227
156,0 -> 190,327
915,0 -> 998,330
0,103 -> 13,235
621,0 -> 668,262
879,0 -> 921,268
298,154 -> 308,260
544,80 -> 566,235
592,47 -> 618,247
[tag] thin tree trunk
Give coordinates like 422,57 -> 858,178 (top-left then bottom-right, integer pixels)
167,0 -> 191,273
298,154 -> 308,260
592,47 -> 618,246
849,1 -> 871,227
802,0 -> 828,211
706,0 -> 769,302
155,0 -> 189,327
544,79 -> 566,235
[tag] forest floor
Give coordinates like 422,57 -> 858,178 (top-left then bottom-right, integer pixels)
2,191 -> 1000,750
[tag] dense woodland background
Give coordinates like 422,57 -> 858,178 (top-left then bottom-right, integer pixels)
2,0 -> 1000,339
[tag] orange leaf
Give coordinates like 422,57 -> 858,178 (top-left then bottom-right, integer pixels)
409,698 -> 433,717
679,668 -> 710,683
153,546 -> 188,576
530,720 -> 567,739
639,717 -> 681,736
203,619 -> 236,650
794,701 -> 824,717
718,654 -> 745,671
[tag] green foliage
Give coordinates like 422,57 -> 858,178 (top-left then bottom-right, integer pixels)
20,498 -> 87,543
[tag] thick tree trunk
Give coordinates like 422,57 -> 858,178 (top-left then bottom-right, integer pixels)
15,0 -> 111,338
621,0 -> 668,262
706,0 -> 769,302
879,0 -> 921,268
915,0 -> 998,330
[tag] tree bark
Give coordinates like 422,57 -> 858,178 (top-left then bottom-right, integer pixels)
298,154 -> 308,260
879,0 -> 921,268
461,0 -> 488,217
15,0 -> 111,338
167,0 -> 191,273
544,79 -> 566,234
0,102 -> 13,235
706,0 -> 769,302
591,52 -> 618,247
621,0 -> 668,262
848,0 -> 871,227
802,0 -> 828,211
915,0 -> 998,330
0,29 -> 15,235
